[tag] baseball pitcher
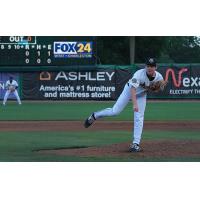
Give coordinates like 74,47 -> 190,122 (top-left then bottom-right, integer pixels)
3,76 -> 22,105
84,58 -> 167,152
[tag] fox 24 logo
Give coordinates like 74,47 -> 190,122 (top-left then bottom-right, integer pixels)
54,41 -> 93,58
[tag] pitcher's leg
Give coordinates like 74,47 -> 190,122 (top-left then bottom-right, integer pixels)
84,84 -> 131,128
133,112 -> 144,145
3,91 -> 10,105
132,94 -> 147,145
94,84 -> 131,119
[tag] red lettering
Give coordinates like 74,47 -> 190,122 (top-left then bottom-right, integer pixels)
165,68 -> 188,87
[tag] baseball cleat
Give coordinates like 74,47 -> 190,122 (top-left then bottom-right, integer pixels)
84,113 -> 96,128
129,143 -> 143,152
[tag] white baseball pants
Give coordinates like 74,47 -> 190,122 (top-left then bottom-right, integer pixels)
94,84 -> 146,145
3,90 -> 22,105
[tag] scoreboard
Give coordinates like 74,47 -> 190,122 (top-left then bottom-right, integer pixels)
0,36 -> 96,66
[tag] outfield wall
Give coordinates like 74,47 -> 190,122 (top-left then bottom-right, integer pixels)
0,64 -> 200,100
21,66 -> 133,100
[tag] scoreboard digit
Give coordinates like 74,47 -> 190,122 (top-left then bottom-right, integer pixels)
0,36 -> 96,66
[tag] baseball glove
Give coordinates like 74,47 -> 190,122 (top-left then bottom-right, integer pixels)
9,86 -> 15,92
149,80 -> 168,92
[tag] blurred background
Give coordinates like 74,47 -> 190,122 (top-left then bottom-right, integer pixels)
96,36 -> 200,64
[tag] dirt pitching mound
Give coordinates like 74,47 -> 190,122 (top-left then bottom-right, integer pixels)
0,121 -> 199,131
39,140 -> 200,159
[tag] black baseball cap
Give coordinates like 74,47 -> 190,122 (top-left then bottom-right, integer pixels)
146,58 -> 157,66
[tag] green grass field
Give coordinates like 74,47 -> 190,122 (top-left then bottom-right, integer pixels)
1,101 -> 200,121
0,130 -> 200,162
0,101 -> 199,161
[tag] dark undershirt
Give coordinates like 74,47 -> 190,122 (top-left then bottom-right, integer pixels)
146,73 -> 155,81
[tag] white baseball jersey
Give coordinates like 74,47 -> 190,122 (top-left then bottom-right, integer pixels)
94,67 -> 164,145
128,68 -> 163,95
5,80 -> 18,89
3,79 -> 21,105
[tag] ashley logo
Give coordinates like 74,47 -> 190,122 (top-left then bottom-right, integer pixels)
165,68 -> 188,87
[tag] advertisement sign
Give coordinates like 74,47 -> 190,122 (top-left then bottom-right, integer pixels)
22,65 -> 200,100
148,65 -> 200,98
39,71 -> 116,100
22,69 -> 132,100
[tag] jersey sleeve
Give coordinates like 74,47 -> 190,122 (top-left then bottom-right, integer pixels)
157,72 -> 164,81
128,70 -> 141,89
